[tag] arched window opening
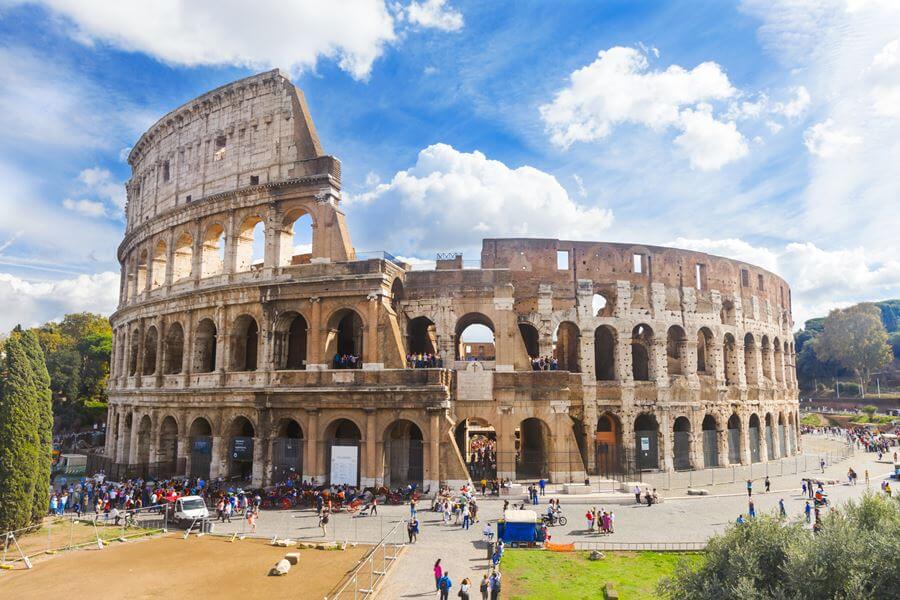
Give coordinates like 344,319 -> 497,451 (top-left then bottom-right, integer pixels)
188,417 -> 213,479
697,328 -> 714,375
164,323 -> 184,374
727,413 -> 741,464
151,240 -> 167,289
128,330 -> 140,376
158,416 -> 178,467
273,418 -> 304,483
455,418 -> 497,480
142,326 -> 158,375
390,278 -> 404,315
235,215 -> 265,272
408,316 -> 438,363
594,326 -> 616,381
456,313 -> 495,361
280,210 -> 313,267
201,224 -> 225,278
518,323 -> 540,362
748,413 -> 761,463
595,413 -> 623,476
723,333 -> 739,386
673,416 -> 692,470
516,418 -> 550,480
744,333 -> 758,385
275,312 -> 307,370
592,293 -> 609,316
554,321 -> 580,372
136,415 -> 152,465
666,325 -> 687,376
173,232 -> 193,281
231,315 -> 259,372
634,414 -> 659,470
136,249 -> 148,292
632,324 -> 653,381
761,335 -> 773,381
227,416 -> 255,481
327,309 -> 364,368
384,420 -> 424,488
194,318 -> 217,373
120,413 -> 133,463
326,419 -> 362,486
702,415 -> 718,467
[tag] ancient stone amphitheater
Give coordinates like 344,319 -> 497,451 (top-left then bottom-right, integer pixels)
103,70 -> 800,489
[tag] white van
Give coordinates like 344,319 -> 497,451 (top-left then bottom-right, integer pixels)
172,495 -> 209,528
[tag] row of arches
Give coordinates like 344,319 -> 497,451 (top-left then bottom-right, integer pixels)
124,210 -> 313,301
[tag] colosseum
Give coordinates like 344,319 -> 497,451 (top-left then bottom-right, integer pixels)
102,69 -> 800,490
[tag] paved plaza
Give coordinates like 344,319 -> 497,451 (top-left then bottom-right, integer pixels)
204,435 -> 895,597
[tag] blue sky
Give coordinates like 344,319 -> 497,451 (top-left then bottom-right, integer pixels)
1,0 -> 899,331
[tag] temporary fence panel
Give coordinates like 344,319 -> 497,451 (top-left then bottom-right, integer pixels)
272,437 -> 303,483
749,427 -> 761,463
634,430 -> 659,470
702,429 -> 718,468
779,425 -> 788,457
673,430 -> 691,471
728,428 -> 741,464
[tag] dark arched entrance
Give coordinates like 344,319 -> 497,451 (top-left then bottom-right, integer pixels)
272,419 -> 304,483
748,414 -> 761,463
227,417 -> 255,480
326,419 -> 361,486
189,417 -> 213,479
673,416 -> 692,470
702,415 -> 718,468
634,413 -> 659,470
384,420 -> 424,488
455,418 -> 497,480
727,414 -> 741,464
516,418 -> 550,479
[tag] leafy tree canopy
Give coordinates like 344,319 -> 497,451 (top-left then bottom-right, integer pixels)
812,303 -> 892,393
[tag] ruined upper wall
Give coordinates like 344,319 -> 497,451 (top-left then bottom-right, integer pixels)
125,69 -> 336,232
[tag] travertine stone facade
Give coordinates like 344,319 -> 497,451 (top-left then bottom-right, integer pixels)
105,71 -> 800,489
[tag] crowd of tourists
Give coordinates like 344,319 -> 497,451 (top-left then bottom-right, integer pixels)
405,352 -> 443,368
332,353 -> 362,369
529,355 -> 558,371
434,557 -> 503,600
468,439 -> 497,480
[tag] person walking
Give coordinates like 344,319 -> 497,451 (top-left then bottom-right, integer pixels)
480,574 -> 490,600
764,476 -> 771,493
634,485 -> 641,504
438,571 -> 452,600
319,509 -> 329,537
489,570 -> 502,600
538,478 -> 546,496
433,559 -> 443,591
463,504 -> 471,530
805,500 -> 812,524
460,577 -> 471,600
746,479 -> 753,497
865,469 -> 870,486
748,499 -> 756,518
779,498 -> 786,518
407,517 -> 419,543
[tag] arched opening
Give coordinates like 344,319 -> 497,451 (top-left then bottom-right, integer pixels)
594,326 -> 616,381
748,413 -> 761,463
516,418 -> 550,480
788,412 -> 797,454
201,223 -> 225,278
136,415 -> 151,465
634,413 -> 659,470
164,323 -> 184,374
150,239 -> 167,289
702,415 -> 718,467
773,337 -> 784,384
142,326 -> 158,375
456,313 -> 495,361
194,318 -> 217,373
327,309 -> 364,368
274,312 -> 308,370
235,215 -> 266,272
188,417 -> 213,479
592,293 -> 609,316
673,416 -> 692,470
761,336 -> 773,382
390,278 -> 404,314
744,333 -> 758,385
325,419 -> 362,486
764,413 -> 775,460
231,315 -> 259,372
594,413 -> 622,476
723,333 -> 739,385
157,416 -> 178,468
272,418 -> 304,483
666,325 -> 687,377
279,209 -> 313,267
632,324 -> 653,381
697,328 -> 714,375
727,414 -> 741,464
454,418 -> 497,480
554,321 -> 580,372
136,249 -> 148,292
129,329 -> 140,376
518,323 -> 540,362
121,413 -> 133,463
173,232 -> 193,281
778,412 -> 787,456
227,416 -> 255,481
384,420 -> 424,488
408,316 -> 438,357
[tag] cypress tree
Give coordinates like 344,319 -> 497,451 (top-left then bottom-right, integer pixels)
21,329 -> 53,524
0,332 -> 40,532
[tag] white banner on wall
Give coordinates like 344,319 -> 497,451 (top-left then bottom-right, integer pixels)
330,445 -> 359,486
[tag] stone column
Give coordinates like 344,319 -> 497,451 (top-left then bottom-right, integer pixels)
305,409 -> 320,483
712,340 -> 726,387
209,435 -> 224,480
740,414 -> 751,465
735,341 -> 747,388
617,334 -> 633,382
496,409 -> 516,481
306,297 -> 324,369
580,329 -> 595,381
115,410 -> 128,463
659,411 -> 673,471
134,319 -> 145,387
165,234 -> 176,288
177,433 -> 190,477
127,415 -> 140,464
759,426 -> 769,463
182,311 -> 194,387
264,202 -> 279,269
651,339 -> 668,386
155,320 -> 165,387
428,410 -> 441,489
716,427 -> 729,466
191,219 -> 203,286
251,436 -> 265,487
224,210 -> 237,277
363,409 -> 378,487
363,294 -> 382,369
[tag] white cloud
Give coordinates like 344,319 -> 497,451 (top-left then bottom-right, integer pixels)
347,143 -> 613,256
63,198 -> 107,218
404,0 -> 463,32
572,173 -> 587,198
539,46 -> 748,170
78,167 -> 126,211
803,119 -> 862,157
674,108 -> 749,170
871,38 -> 900,69
19,0 -> 459,80
871,85 -> 900,117
773,86 -> 810,119
669,237 -> 780,272
0,271 -> 119,332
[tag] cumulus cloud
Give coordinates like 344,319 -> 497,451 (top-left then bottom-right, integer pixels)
539,46 -> 748,170
871,38 -> 899,70
0,271 -> 120,331
19,0 -> 460,80
62,198 -> 107,218
78,167 -> 127,211
346,143 -> 613,256
803,119 -> 862,157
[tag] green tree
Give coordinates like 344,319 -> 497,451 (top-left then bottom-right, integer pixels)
812,304 -> 892,395
20,330 -> 52,524
888,331 -> 900,360
862,405 -> 877,418
0,331 -> 40,532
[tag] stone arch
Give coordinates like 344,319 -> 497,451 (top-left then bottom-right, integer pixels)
164,322 -> 184,374
594,325 -> 616,381
226,415 -> 256,480
723,333 -> 739,386
194,318 -> 217,373
383,419 -> 425,488
274,311 -> 308,370
727,413 -> 741,464
595,412 -> 622,476
150,239 -> 167,289
121,412 -> 133,463
173,231 -> 193,281
518,322 -> 540,360
517,417 -> 551,479
634,413 -> 659,470
128,327 -> 140,376
235,214 -> 266,272
157,415 -> 178,465
142,325 -> 158,375
279,207 -> 315,267
231,314 -> 259,372
272,418 -> 304,482
673,416 -> 692,470
136,248 -> 148,292
326,308 -> 365,366
188,416 -> 213,479
554,321 -> 581,372
455,312 -> 495,361
748,413 -> 761,463
201,222 -> 225,277
764,412 -> 775,460
701,414 -> 719,467
454,417 -> 497,480
136,414 -> 152,465
697,327 -> 714,375
666,325 -> 688,376
324,417 -> 363,486
409,316 -> 438,356
631,324 -> 653,381
390,278 -> 404,314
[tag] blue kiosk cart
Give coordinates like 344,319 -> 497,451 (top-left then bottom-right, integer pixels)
496,510 -> 546,547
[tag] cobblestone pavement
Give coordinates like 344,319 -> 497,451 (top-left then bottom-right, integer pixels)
208,436 -> 893,598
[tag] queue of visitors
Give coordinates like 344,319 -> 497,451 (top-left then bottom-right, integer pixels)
406,353 -> 443,368
332,353 -> 361,369
530,356 -> 558,371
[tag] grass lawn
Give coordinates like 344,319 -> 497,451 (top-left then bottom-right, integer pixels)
502,549 -> 702,599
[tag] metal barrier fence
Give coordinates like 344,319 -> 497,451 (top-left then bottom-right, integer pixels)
1,505 -> 169,569
323,519 -> 406,600
574,541 -> 707,552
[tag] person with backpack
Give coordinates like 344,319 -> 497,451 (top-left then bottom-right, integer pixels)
489,570 -> 502,599
480,574 -> 490,600
438,571 -> 452,600
434,559 -> 443,591
459,577 -> 471,600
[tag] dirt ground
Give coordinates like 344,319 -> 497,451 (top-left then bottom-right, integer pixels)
0,534 -> 369,599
